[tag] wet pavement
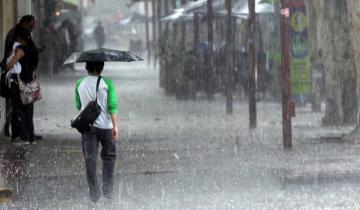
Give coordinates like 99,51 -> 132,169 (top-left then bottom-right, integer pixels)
0,63 -> 360,209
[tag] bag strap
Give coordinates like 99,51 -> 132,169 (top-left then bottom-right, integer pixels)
95,76 -> 101,102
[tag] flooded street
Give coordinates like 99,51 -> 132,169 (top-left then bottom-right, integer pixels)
0,63 -> 358,209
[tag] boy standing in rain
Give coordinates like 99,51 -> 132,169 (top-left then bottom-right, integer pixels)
75,61 -> 119,202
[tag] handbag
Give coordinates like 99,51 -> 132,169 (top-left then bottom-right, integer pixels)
71,76 -> 102,134
18,75 -> 42,105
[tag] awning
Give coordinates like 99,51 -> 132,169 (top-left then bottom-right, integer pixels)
161,0 -> 273,22
119,12 -> 151,25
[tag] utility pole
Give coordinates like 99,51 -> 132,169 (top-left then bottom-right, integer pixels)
248,0 -> 257,128
225,0 -> 234,114
280,0 -> 293,149
145,0 -> 151,66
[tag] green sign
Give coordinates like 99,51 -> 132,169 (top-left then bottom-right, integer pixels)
63,0 -> 80,6
289,1 -> 311,97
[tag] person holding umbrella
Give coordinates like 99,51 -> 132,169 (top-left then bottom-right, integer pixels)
70,48 -> 142,203
75,61 -> 118,202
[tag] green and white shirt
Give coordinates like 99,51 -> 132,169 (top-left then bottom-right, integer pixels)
75,76 -> 118,129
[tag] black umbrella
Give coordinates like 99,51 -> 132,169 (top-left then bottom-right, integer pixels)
63,48 -> 143,64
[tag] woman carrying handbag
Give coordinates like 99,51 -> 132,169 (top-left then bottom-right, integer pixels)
5,27 -> 41,145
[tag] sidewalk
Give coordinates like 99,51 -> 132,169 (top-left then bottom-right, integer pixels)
1,63 -> 359,209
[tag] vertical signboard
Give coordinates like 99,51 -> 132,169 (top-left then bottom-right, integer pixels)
289,0 -> 311,102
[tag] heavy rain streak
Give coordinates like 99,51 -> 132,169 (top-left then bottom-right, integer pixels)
1,0 -> 360,209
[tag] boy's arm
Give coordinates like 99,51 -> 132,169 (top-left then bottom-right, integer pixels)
111,114 -> 119,141
75,79 -> 84,111
106,79 -> 119,141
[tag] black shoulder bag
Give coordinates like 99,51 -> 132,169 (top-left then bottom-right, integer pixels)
71,76 -> 102,134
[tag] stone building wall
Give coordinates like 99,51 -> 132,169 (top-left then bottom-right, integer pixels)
0,0 -> 18,133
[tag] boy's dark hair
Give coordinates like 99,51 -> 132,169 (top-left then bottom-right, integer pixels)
86,62 -> 104,74
19,15 -> 35,25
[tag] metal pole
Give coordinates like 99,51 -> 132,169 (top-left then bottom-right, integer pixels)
280,0 -> 292,149
248,0 -> 257,128
225,0 -> 234,114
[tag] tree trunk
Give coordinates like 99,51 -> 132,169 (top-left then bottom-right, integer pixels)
180,0 -> 187,47
225,0 -> 234,114
343,0 -> 360,142
270,2 -> 282,101
158,0 -> 162,35
322,0 -> 357,126
305,0 -> 322,112
248,0 -> 257,128
163,0 -> 170,93
206,0 -> 215,99
167,0 -> 178,94
152,0 -> 157,68
193,12 -> 200,52
164,0 -> 169,35
145,0 -> 151,66
158,0 -> 164,87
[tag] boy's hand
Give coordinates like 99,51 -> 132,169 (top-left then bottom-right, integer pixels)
112,126 -> 119,141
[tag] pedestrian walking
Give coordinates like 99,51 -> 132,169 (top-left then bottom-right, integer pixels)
94,21 -> 106,48
75,61 -> 119,202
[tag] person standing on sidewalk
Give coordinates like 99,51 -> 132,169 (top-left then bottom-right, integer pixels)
5,27 -> 33,145
1,15 -> 43,141
75,61 -> 119,203
94,21 -> 106,49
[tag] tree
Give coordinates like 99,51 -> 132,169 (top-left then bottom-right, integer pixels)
206,0 -> 215,99
343,0 -> 360,142
248,0 -> 257,127
145,0 -> 150,66
321,0 -> 357,126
